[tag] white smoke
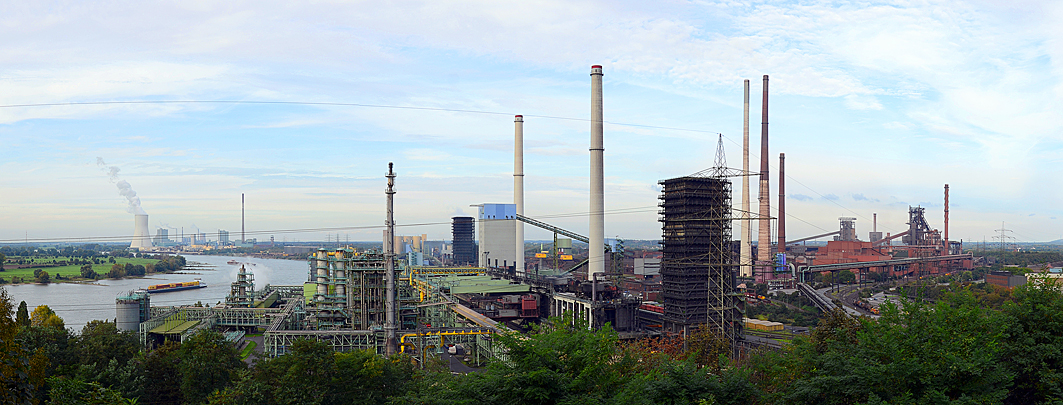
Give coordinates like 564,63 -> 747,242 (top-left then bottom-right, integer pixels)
97,157 -> 147,215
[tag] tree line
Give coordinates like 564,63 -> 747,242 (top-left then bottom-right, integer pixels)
5,280 -> 1063,404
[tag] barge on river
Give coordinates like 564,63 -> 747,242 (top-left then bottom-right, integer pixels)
146,280 -> 206,294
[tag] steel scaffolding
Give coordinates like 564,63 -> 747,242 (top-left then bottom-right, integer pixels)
658,175 -> 742,347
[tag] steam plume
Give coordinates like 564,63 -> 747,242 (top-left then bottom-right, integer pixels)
97,157 -> 147,215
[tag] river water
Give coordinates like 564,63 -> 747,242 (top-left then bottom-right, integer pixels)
3,255 -> 312,332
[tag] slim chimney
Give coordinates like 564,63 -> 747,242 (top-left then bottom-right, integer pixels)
873,213 -> 877,232
384,163 -> 397,356
944,184 -> 950,254
514,115 -> 525,277
756,75 -> 771,281
777,153 -> 785,254
740,79 -> 752,278
589,65 -> 605,283
241,193 -> 245,243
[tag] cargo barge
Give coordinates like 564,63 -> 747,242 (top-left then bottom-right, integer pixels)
146,280 -> 206,293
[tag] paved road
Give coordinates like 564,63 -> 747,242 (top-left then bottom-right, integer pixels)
240,334 -> 265,365
440,345 -> 483,374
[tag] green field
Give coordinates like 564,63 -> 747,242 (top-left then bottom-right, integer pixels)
0,256 -> 158,284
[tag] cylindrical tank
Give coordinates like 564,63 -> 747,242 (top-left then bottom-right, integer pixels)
334,248 -> 346,298
115,290 -> 149,332
316,249 -> 328,300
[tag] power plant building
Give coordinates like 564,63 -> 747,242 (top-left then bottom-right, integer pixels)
478,204 -> 516,269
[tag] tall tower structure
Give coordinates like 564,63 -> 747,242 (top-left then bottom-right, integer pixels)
514,115 -> 525,277
131,214 -> 152,250
589,65 -> 605,280
740,79 -> 752,278
384,163 -> 397,356
756,75 -> 771,281
777,153 -> 785,254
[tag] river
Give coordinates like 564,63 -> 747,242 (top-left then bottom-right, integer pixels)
2,255 -> 312,332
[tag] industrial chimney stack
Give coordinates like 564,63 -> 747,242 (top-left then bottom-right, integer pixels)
944,184 -> 950,254
756,75 -> 771,281
514,115 -> 525,277
777,153 -> 785,255
740,80 -> 752,278
384,163 -> 397,356
589,65 -> 605,281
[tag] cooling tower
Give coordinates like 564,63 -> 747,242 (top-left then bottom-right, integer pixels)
131,214 -> 152,250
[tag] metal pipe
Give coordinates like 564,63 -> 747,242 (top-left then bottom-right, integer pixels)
514,115 -> 525,278
589,65 -> 605,284
778,153 -> 785,257
740,79 -> 752,278
757,75 -> 771,281
385,162 -> 397,356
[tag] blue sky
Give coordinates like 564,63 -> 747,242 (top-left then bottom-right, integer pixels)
1,0 -> 1061,245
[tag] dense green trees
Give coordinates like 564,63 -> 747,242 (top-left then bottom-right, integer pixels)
8,280 -> 1063,404
211,339 -> 413,405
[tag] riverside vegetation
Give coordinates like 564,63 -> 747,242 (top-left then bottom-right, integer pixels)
0,245 -> 186,284
4,279 -> 1063,404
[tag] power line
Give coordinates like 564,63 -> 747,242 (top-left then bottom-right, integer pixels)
3,98 -> 891,238
0,206 -> 660,244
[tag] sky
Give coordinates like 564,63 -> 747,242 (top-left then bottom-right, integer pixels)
1,0 -> 1061,246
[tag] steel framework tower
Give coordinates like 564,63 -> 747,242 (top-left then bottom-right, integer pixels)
658,174 -> 741,346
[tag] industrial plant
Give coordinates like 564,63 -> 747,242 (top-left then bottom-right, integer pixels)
116,65 -> 973,363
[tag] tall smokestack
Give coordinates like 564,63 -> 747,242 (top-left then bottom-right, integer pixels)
241,193 -> 245,243
756,75 -> 771,281
385,163 -> 397,356
944,184 -> 950,254
131,214 -> 152,250
740,79 -> 752,278
874,213 -> 878,232
514,115 -> 525,277
778,153 -> 785,254
589,65 -> 605,282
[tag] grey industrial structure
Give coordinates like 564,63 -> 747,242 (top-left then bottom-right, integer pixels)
113,65 -> 873,364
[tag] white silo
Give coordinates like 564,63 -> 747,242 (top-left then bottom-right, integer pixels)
131,214 -> 152,249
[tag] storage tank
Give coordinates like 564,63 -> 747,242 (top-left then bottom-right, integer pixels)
115,290 -> 150,331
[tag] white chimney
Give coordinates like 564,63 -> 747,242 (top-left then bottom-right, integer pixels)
589,65 -> 605,280
514,115 -> 525,277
